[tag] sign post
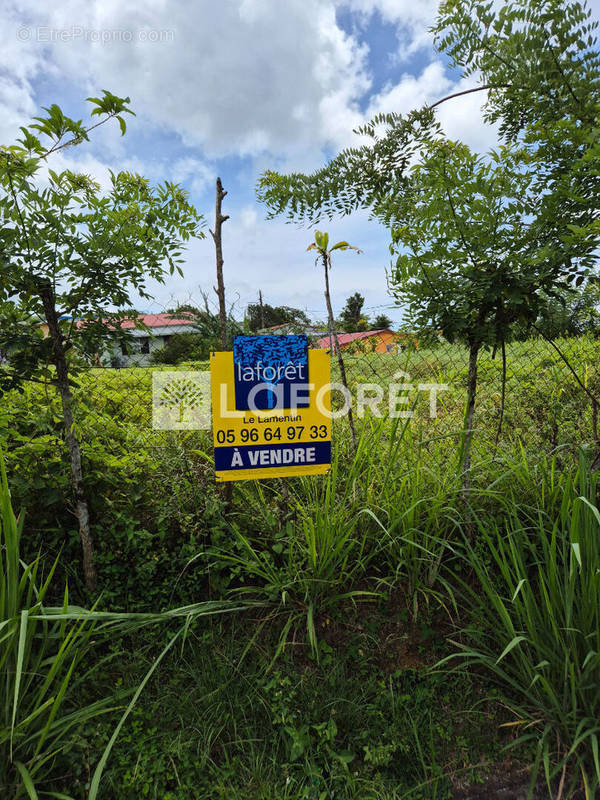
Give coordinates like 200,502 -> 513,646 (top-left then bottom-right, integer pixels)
210,335 -> 331,481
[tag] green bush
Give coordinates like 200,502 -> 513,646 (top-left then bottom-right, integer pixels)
151,332 -> 215,364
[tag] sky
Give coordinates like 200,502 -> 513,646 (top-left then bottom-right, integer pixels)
3,0 -> 600,327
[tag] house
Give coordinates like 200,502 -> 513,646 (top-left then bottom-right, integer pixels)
315,329 -> 402,354
36,312 -> 198,367
107,313 -> 198,366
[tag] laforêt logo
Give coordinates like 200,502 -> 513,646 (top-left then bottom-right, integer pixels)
233,335 -> 309,411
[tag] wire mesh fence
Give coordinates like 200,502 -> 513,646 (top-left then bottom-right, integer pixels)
3,293 -> 600,486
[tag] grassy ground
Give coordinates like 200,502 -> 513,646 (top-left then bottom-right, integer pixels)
84,612 -> 512,800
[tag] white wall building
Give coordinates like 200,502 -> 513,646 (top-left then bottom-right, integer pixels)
110,313 -> 198,367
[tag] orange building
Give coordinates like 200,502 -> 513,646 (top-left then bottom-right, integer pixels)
315,329 -> 402,354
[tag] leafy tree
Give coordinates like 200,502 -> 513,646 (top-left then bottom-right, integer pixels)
339,292 -> 369,332
372,313 -> 393,330
388,137 -> 595,483
433,0 -> 600,143
151,332 -> 208,365
519,283 -> 600,340
245,302 -> 310,332
257,0 -> 600,471
307,231 -> 361,446
0,94 -> 204,590
433,0 -> 600,293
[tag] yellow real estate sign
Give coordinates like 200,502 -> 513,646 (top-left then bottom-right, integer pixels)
210,338 -> 331,482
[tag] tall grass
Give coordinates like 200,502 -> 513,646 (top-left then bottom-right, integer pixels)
360,423 -> 464,620
0,448 -> 114,797
0,448 -> 252,798
441,451 -> 600,798
208,416 -> 416,656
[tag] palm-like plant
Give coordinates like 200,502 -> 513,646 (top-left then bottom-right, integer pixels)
307,231 -> 361,446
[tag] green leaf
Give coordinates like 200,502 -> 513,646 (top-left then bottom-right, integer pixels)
496,635 -> 528,664
14,761 -> 39,800
511,578 -> 527,601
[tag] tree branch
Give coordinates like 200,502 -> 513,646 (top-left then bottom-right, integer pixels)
42,114 -> 120,159
428,84 -> 511,111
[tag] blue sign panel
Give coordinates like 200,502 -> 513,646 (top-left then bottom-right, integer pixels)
233,335 -> 309,411
214,442 -> 331,471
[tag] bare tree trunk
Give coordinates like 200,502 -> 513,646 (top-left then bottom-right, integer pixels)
39,282 -> 97,592
461,339 -> 480,499
209,179 -> 233,506
210,178 -> 229,351
322,253 -> 356,448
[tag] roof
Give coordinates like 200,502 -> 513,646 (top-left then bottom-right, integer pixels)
315,329 -> 394,348
77,313 -> 196,331
117,313 -> 196,330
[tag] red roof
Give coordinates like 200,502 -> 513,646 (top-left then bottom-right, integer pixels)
315,329 -> 393,348
117,313 -> 196,329
76,313 -> 196,331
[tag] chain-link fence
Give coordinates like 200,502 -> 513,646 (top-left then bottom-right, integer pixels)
3,293 -> 600,482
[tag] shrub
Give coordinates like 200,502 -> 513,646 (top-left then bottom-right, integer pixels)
151,332 -> 214,364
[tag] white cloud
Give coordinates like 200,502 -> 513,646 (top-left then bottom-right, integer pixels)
2,0 -> 503,165
5,0 -> 372,157
338,0 -> 438,57
170,157 -> 215,197
240,206 -> 258,228
365,62 -> 500,154
0,6 -> 49,145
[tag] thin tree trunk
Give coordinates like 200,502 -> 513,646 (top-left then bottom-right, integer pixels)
322,253 -> 356,448
39,282 -> 97,592
210,179 -> 233,506
210,178 -> 229,351
461,339 -> 480,499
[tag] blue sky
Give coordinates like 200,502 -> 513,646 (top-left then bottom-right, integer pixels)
3,0 -> 600,327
